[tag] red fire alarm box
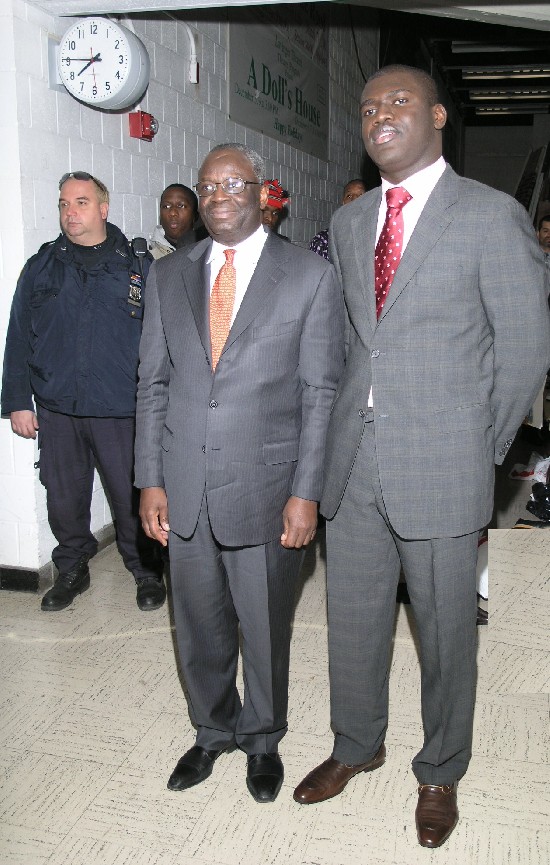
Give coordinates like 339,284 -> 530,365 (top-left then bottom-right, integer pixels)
129,111 -> 159,142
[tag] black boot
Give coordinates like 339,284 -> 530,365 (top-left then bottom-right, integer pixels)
526,482 -> 550,522
41,557 -> 90,611
135,576 -> 166,611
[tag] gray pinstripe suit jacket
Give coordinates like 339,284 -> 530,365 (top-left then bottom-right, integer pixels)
321,165 -> 550,538
134,230 -> 345,546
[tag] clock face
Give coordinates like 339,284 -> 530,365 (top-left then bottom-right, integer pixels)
58,18 -> 149,110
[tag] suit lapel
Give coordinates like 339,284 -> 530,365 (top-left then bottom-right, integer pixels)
351,188 -> 381,336
179,233 -> 287,363
180,239 -> 211,358
378,166 -> 458,323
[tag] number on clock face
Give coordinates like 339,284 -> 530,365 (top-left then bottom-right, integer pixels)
58,19 -> 130,103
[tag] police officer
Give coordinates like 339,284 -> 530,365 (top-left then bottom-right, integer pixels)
1,171 -> 165,612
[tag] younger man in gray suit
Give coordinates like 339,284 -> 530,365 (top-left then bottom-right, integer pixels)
135,144 -> 344,803
294,66 -> 550,846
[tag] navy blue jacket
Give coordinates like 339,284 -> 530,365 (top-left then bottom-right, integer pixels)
1,223 -> 150,418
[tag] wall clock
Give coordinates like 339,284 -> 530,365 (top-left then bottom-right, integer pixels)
58,17 -> 150,110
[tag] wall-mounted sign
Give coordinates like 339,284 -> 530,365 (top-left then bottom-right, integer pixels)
229,7 -> 329,160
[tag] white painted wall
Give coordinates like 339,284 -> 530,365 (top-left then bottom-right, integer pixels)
0,0 -> 379,570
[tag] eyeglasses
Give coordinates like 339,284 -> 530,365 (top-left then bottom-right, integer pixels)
59,171 -> 108,197
193,177 -> 261,197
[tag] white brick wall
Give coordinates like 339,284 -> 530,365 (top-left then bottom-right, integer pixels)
0,0 -> 378,570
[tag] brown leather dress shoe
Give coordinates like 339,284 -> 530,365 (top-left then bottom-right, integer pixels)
293,743 -> 385,804
415,782 -> 458,848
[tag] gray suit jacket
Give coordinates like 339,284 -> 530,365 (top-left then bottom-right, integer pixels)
135,231 -> 345,546
322,165 -> 550,538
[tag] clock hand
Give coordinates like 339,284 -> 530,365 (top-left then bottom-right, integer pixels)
77,53 -> 102,76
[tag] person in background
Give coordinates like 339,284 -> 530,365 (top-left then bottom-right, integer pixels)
135,143 -> 344,804
537,213 -> 550,270
149,183 -> 207,259
293,65 -> 550,848
261,179 -> 290,240
309,179 -> 367,261
1,171 -> 165,613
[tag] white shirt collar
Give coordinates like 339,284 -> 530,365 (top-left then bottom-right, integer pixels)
207,223 -> 268,264
381,156 -> 446,206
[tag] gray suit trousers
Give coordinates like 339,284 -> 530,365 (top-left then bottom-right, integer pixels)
327,419 -> 478,785
169,495 -> 304,754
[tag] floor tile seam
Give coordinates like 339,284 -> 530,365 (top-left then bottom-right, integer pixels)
485,638 -> 549,656
0,788 -> 118,846
493,560 -> 550,578
32,696 -> 164,722
0,629 -> 175,650
23,739 -> 164,762
490,549 -> 549,566
0,819 -> 59,862
487,635 -> 550,653
288,675 -> 330,686
471,750 -> 550,766
484,687 -> 550,699
57,824 -> 190,858
177,786 -> 257,853
463,756 -> 550,777
456,812 -> 550,833
391,634 -> 421,649
473,691 -> 550,708
38,759 -> 151,851
291,621 -> 328,632
477,671 -> 550,690
13,741 -> 131,772
294,810 -> 372,865
117,712 -> 176,771
299,827 -> 399,865
490,577 -> 547,598
486,638 -> 549,655
490,584 -> 550,606
450,813 -> 550,834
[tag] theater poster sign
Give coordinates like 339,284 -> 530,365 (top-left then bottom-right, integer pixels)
228,7 -> 329,161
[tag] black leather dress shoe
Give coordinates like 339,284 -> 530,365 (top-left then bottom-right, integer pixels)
476,606 -> 488,625
167,745 -> 221,791
246,753 -> 284,803
136,576 -> 166,611
41,557 -> 90,611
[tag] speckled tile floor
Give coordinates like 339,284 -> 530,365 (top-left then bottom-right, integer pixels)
0,527 -> 548,864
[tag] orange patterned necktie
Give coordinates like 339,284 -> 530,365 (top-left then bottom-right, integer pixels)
374,186 -> 412,319
210,248 -> 236,371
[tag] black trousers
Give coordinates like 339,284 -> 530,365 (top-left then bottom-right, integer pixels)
37,406 -> 161,579
169,495 -> 304,754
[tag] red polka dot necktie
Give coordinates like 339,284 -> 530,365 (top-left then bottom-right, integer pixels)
210,248 -> 236,371
374,186 -> 412,319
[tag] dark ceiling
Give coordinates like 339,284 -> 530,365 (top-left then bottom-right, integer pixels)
378,9 -> 550,127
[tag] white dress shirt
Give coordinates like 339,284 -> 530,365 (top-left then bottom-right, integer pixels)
207,225 -> 269,325
375,156 -> 447,250
370,157 -> 447,407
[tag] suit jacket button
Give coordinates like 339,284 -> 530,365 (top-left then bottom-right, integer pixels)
209,400 -> 218,408
359,410 -> 366,418
371,349 -> 380,358
201,445 -> 206,453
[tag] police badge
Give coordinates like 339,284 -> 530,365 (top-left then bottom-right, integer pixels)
128,271 -> 142,307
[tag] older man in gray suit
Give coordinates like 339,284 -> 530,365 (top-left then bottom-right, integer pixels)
135,143 -> 344,803
294,66 -> 550,846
